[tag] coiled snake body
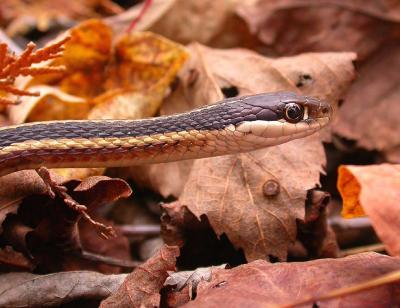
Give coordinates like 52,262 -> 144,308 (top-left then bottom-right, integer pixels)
0,92 -> 332,176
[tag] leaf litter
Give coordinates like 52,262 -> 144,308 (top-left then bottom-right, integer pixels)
0,0 -> 400,307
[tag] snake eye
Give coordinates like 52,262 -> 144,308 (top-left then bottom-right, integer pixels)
284,103 -> 304,123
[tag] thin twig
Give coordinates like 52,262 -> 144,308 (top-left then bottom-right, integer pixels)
127,0 -> 153,33
118,224 -> 161,237
280,270 -> 400,308
80,250 -> 141,269
36,167 -> 116,240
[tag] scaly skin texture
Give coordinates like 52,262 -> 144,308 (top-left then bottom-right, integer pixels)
0,92 -> 332,176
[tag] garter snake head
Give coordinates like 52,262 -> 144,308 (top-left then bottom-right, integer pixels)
232,92 -> 332,148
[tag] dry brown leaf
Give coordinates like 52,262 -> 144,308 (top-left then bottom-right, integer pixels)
0,170 -> 50,229
236,0 -> 400,60
333,43 -> 400,159
148,0 -> 231,45
109,0 -> 257,49
88,32 -> 188,120
180,133 -> 325,262
11,21 -> 188,126
165,264 -> 227,306
3,0 -> 123,37
296,190 -> 339,259
7,21 -> 188,180
122,160 -> 194,199
337,164 -> 400,257
122,43 -> 223,198
166,264 -> 227,292
0,246 -> 34,271
106,0 -> 177,34
183,252 -> 400,308
0,171 -> 133,272
125,44 -> 355,199
0,271 -> 127,307
137,45 -> 354,260
101,245 -> 179,308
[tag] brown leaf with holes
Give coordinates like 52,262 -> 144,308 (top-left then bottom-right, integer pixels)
101,245 -> 179,308
183,252 -> 400,308
236,0 -> 400,60
338,164 -> 400,257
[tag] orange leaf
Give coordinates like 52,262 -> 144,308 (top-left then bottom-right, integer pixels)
337,164 -> 400,256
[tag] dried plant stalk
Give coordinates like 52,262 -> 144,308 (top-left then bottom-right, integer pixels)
0,36 -> 70,104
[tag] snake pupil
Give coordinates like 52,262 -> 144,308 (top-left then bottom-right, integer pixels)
284,103 -> 304,123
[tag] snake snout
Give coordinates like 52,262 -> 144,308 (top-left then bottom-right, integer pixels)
304,96 -> 333,121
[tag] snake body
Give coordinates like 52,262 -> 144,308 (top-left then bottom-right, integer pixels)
0,92 -> 332,176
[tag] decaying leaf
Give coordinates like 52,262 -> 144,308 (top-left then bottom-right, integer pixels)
0,170 -> 133,272
2,0 -> 123,36
125,44 -> 354,261
10,19 -> 188,125
0,271 -> 127,307
101,245 -> 179,308
148,0 -> 231,45
109,0 -> 244,48
165,264 -> 228,306
236,0 -> 400,60
181,134 -> 325,262
0,246 -> 33,271
123,44 -> 223,198
337,164 -> 400,256
165,264 -> 227,291
333,43 -> 400,159
296,190 -> 338,259
125,44 -> 356,201
183,252 -> 400,308
7,19 -> 188,180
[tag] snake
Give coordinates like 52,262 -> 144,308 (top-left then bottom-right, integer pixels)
0,92 -> 332,177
